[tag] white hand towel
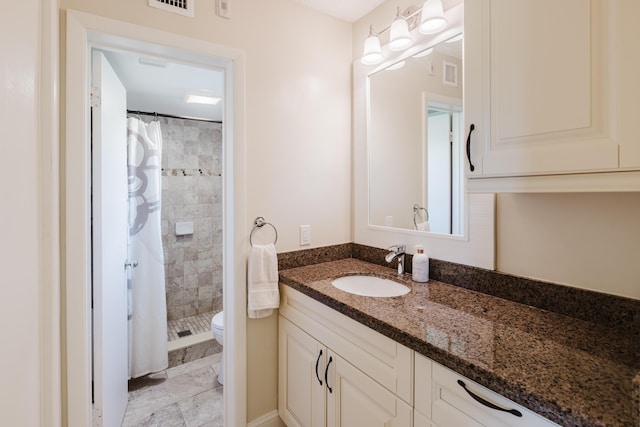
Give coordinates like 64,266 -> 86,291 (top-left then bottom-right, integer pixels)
248,243 -> 279,319
416,221 -> 431,231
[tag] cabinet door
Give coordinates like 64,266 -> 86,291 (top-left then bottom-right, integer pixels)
465,0 -> 620,178
279,317 -> 326,427
326,351 -> 412,427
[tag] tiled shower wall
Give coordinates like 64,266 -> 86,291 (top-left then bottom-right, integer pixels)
141,114 -> 223,321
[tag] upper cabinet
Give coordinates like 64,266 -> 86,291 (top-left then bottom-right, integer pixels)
465,0 -> 640,192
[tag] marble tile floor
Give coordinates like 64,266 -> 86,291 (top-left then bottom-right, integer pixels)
122,352 -> 223,427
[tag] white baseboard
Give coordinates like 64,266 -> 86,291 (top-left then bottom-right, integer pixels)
247,410 -> 285,427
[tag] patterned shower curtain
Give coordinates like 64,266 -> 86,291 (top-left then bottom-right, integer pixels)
127,117 -> 168,378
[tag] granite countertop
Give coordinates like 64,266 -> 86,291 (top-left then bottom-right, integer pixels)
278,258 -> 640,427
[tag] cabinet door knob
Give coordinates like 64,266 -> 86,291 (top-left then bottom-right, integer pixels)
466,124 -> 476,172
457,380 -> 522,417
325,356 -> 333,393
315,349 -> 323,386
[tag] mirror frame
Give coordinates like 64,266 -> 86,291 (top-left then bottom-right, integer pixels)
353,2 -> 495,269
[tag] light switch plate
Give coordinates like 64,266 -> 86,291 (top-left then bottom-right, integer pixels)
216,0 -> 231,19
300,225 -> 311,246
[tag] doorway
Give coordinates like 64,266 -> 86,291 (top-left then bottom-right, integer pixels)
65,11 -> 247,427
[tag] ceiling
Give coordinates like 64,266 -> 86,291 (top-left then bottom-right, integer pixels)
292,0 -> 385,22
101,0 -> 452,122
103,50 -> 224,122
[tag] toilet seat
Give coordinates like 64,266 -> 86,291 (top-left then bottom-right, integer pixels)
212,311 -> 224,331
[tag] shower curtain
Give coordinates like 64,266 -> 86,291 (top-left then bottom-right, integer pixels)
127,117 -> 168,378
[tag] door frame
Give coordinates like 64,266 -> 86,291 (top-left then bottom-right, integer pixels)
65,10 -> 247,426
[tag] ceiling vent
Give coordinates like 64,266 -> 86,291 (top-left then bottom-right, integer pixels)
148,0 -> 194,17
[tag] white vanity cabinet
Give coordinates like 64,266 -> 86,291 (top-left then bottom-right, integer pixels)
279,286 -> 560,427
278,286 -> 413,427
415,354 -> 559,427
465,0 -> 640,192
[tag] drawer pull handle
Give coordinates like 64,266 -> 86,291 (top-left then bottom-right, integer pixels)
466,123 -> 476,172
315,349 -> 323,386
457,380 -> 522,417
325,356 -> 333,393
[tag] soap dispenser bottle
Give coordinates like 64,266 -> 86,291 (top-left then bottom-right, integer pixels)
412,245 -> 429,283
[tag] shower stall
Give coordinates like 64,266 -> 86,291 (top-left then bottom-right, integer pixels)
137,112 -> 224,363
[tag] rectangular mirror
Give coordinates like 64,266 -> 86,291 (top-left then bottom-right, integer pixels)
368,35 -> 463,234
353,1 -> 495,269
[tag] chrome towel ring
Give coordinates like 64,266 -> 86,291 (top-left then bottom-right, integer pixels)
413,204 -> 429,229
250,217 -> 278,246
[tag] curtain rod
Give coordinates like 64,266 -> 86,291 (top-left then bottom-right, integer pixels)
127,110 -> 222,124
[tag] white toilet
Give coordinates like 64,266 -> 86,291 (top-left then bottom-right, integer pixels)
211,311 -> 224,385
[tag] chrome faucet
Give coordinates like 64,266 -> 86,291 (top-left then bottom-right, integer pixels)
385,244 -> 406,275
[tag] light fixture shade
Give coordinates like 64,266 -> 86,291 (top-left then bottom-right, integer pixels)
361,34 -> 383,65
389,16 -> 412,51
419,0 -> 447,34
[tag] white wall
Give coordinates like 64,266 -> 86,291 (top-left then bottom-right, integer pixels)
497,193 -> 640,299
0,3 -> 41,424
1,1 -> 60,426
59,0 -> 352,422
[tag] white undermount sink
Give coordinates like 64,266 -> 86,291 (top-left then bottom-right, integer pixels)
331,275 -> 410,297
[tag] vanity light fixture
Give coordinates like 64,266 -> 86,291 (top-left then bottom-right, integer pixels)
389,7 -> 413,51
419,0 -> 447,34
361,25 -> 384,65
360,2 -> 449,65
185,93 -> 221,105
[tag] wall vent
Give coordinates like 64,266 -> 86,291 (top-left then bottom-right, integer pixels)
443,61 -> 458,87
148,0 -> 194,17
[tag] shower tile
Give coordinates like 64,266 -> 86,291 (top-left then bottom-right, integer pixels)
161,116 -> 222,326
197,203 -> 213,218
198,248 -> 213,260
198,272 -> 213,287
197,258 -> 214,273
183,192 -> 198,205
184,302 -> 198,318
168,276 -> 184,293
184,125 -> 199,142
184,140 -> 199,155
184,154 -> 199,169
198,231 -> 213,247
184,274 -> 198,289
184,260 -> 197,276
168,154 -> 184,170
168,262 -> 184,278
198,286 -> 213,301
198,155 -> 213,170
183,204 -> 200,220
197,300 -> 214,314
168,248 -> 184,263
211,269 -> 223,285
184,288 -> 197,302
168,175 -> 185,191
211,296 -> 223,313
198,191 -> 214,204
167,290 -> 184,308
167,306 -> 184,322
